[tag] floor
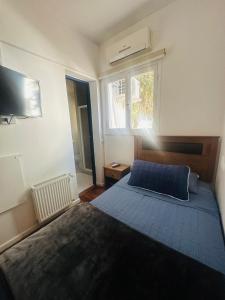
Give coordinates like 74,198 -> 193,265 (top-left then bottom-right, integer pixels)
79,186 -> 105,202
76,172 -> 93,194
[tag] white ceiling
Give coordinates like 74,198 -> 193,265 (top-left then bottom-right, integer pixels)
33,0 -> 175,44
9,0 -> 175,44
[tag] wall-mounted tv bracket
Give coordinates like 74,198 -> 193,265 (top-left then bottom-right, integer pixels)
0,116 -> 16,125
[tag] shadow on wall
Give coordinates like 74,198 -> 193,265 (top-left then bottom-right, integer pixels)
11,193 -> 37,234
1,0 -> 98,75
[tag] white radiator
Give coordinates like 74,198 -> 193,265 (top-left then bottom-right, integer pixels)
32,174 -> 72,223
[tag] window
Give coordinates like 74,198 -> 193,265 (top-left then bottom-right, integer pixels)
131,70 -> 154,129
102,62 -> 160,134
108,78 -> 126,129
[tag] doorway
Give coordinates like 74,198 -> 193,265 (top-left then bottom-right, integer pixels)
66,77 -> 96,194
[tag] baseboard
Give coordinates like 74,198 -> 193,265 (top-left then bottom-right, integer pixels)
0,223 -> 39,254
96,182 -> 105,187
72,198 -> 81,205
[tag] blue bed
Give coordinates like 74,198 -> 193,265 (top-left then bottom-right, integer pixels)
92,173 -> 225,275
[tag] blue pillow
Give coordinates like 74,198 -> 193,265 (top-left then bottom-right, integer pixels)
128,160 -> 190,201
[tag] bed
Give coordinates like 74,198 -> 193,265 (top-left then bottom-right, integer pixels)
92,174 -> 225,274
0,136 -> 225,300
93,136 -> 225,274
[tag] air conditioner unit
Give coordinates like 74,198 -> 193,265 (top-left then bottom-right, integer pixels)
107,27 -> 151,64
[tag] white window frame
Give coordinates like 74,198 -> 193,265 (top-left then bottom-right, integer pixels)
101,61 -> 161,135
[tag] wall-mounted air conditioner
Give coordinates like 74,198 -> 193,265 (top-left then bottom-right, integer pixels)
107,27 -> 151,64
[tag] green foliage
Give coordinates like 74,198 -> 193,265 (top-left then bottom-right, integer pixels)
131,72 -> 154,129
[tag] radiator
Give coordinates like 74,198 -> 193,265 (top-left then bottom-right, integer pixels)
32,174 -> 72,223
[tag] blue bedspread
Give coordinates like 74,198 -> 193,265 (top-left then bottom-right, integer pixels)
91,174 -> 225,275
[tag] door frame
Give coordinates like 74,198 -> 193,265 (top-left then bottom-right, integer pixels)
66,75 -> 97,186
77,105 -> 92,172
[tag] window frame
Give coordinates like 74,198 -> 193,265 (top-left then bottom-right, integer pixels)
101,61 -> 161,135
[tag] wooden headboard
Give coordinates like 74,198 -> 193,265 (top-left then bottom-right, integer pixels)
134,136 -> 219,182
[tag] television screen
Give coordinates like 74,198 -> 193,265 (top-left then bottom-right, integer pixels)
0,65 -> 42,117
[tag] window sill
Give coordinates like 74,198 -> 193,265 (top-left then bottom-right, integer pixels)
104,128 -> 157,136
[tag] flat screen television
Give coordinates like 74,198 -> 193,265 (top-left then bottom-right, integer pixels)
0,65 -> 42,117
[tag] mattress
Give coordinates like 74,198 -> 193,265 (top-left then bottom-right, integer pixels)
91,174 -> 225,275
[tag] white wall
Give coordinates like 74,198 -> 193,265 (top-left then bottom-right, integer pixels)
0,0 -> 99,250
99,0 -> 225,165
0,0 -> 99,77
0,45 -> 76,247
216,114 -> 225,231
89,81 -> 105,186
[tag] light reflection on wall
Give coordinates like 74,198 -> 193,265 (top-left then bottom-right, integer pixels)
23,78 -> 41,117
138,129 -> 161,150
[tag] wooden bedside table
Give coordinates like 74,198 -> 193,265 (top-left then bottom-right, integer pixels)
104,164 -> 130,189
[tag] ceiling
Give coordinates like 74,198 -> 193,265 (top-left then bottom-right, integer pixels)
33,0 -> 175,44
9,0 -> 175,45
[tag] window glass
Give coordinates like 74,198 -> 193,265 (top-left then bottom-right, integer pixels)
102,63 -> 159,134
131,70 -> 154,129
108,79 -> 126,129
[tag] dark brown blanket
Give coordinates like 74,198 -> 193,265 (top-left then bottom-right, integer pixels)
0,203 -> 225,300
